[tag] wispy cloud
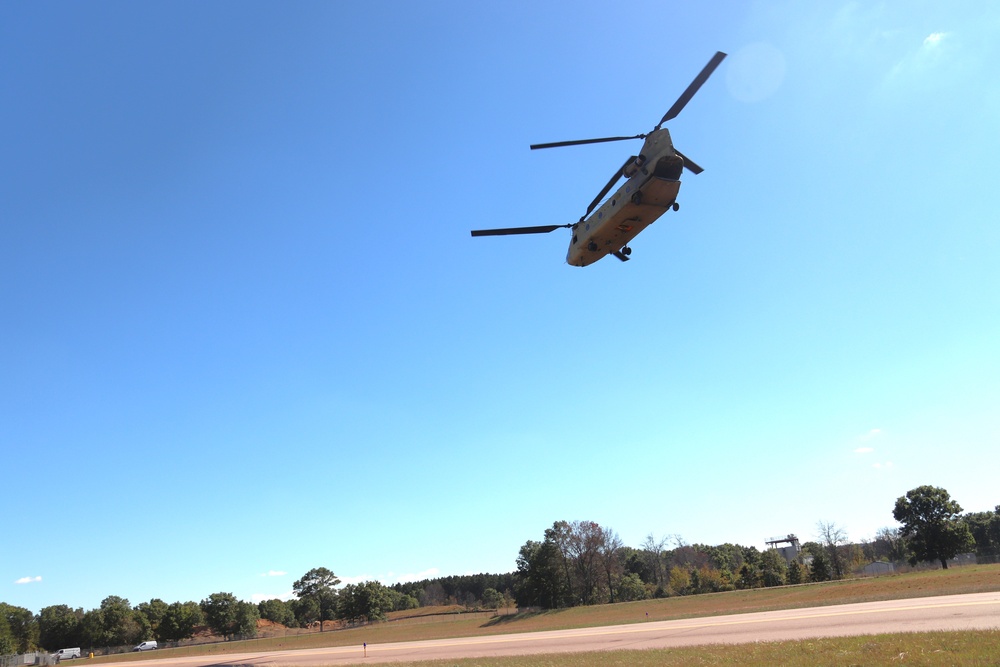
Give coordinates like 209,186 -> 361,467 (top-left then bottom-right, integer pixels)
873,461 -> 894,469
885,30 -> 954,86
854,446 -> 874,454
859,428 -> 882,442
259,570 -> 287,577
15,576 -> 42,584
923,32 -> 948,49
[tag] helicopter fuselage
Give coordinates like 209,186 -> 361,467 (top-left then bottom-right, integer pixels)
566,129 -> 683,267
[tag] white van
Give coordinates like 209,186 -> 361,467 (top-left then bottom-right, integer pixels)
132,641 -> 157,652
53,648 -> 81,661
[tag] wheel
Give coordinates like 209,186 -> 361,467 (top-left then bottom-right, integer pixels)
672,202 -> 680,212
631,191 -> 642,205
623,246 -> 632,256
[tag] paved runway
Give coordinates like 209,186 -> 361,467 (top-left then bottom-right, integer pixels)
109,592 -> 1000,666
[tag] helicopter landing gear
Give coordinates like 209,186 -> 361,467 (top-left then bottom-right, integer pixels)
671,202 -> 680,212
631,191 -> 643,205
612,246 -> 632,262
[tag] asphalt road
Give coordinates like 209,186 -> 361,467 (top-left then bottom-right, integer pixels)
111,592 -> 1000,666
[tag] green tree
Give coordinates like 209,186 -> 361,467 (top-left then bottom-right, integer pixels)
616,573 -> 647,601
257,599 -> 296,627
291,597 -> 320,628
293,568 -> 341,632
201,593 -> 240,640
79,609 -> 105,648
809,549 -> 832,582
515,539 -> 567,608
786,559 -> 805,585
963,508 -> 1000,560
72,597 -> 148,648
156,602 -> 203,642
135,599 -> 168,635
337,581 -> 392,624
481,588 -> 503,611
386,589 -> 419,612
38,605 -> 83,651
233,602 -> 259,638
893,485 -> 975,569
737,562 -> 761,589
760,549 -> 787,587
0,603 -> 39,653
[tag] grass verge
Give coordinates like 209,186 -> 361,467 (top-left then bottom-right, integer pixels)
85,564 -> 1000,663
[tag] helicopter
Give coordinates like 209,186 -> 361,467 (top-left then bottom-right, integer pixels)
472,51 -> 727,267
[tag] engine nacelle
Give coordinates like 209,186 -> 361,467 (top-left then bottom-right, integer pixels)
622,154 -> 646,178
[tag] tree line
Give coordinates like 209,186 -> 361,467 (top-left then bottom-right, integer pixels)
3,485 -> 997,654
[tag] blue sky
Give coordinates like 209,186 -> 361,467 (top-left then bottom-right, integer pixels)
3,1 -> 998,612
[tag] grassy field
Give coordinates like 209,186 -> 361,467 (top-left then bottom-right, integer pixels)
86,564 -> 1000,663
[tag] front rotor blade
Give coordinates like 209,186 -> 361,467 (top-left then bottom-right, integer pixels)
674,149 -> 704,175
530,134 -> 644,150
657,51 -> 727,127
584,156 -> 634,218
471,224 -> 571,237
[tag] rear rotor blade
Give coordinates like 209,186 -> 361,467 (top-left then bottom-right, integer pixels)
657,51 -> 727,128
471,224 -> 571,237
530,134 -> 644,150
674,149 -> 704,175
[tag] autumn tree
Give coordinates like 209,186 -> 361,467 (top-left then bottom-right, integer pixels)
893,485 -> 975,569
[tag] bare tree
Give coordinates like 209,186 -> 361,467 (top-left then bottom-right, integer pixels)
598,527 -> 624,603
874,526 -> 907,562
641,533 -> 668,587
816,521 -> 848,579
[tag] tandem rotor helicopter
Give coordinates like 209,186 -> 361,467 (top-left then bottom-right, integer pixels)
472,51 -> 727,267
